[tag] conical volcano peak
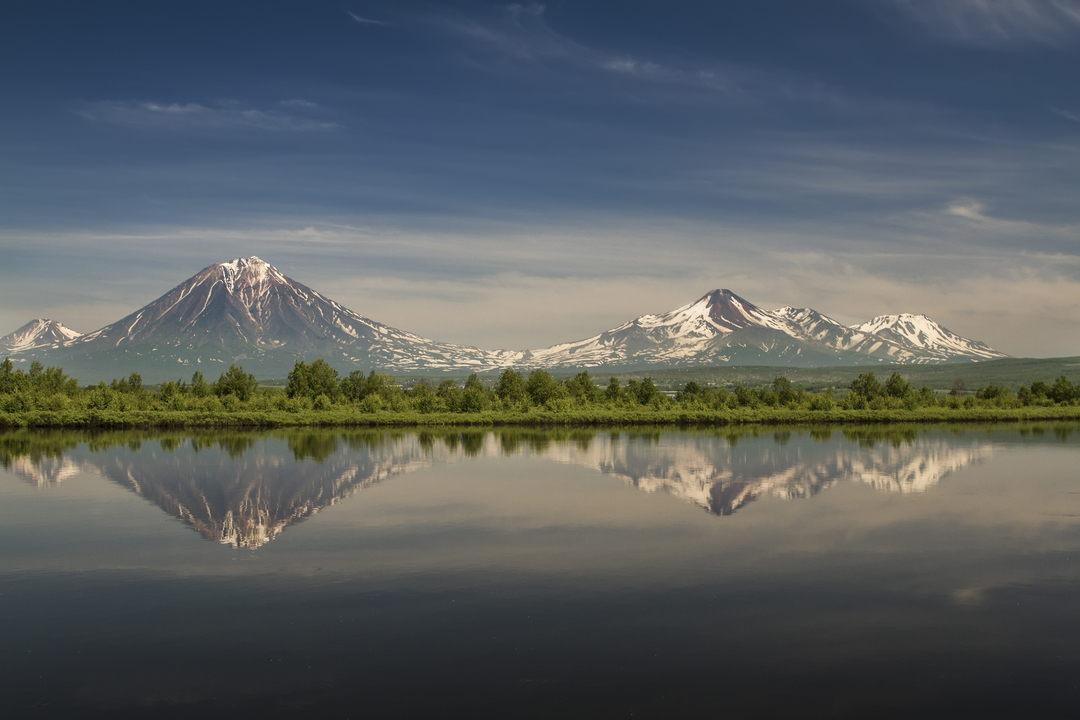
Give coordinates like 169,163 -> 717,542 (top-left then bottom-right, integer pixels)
689,288 -> 784,332
216,256 -> 285,292
702,288 -> 757,309
699,288 -> 742,303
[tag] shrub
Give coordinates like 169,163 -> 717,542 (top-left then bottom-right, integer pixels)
543,397 -> 575,413
214,365 -> 258,401
42,394 -> 71,412
461,385 -> 489,413
1,392 -> 33,413
285,396 -> 313,413
495,369 -> 527,404
525,370 -> 560,406
359,394 -> 383,413
410,383 -> 438,413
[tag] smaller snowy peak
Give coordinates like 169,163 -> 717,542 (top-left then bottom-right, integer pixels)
853,313 -> 932,336
852,313 -> 956,348
775,306 -> 820,327
851,313 -> 1006,359
775,306 -> 818,323
1,319 -> 82,354
774,306 -> 858,342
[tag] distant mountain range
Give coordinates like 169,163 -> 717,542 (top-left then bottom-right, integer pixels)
1,256 -> 1007,381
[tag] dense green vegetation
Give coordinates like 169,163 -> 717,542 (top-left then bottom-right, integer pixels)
2,356 -> 1080,429
612,356 -> 1080,393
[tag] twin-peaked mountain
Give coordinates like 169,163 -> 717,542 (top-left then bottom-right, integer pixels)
1,256 -> 1005,381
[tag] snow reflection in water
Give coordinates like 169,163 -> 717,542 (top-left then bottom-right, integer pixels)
2,426 -> 999,547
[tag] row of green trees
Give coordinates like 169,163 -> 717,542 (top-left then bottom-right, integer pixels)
0,358 -> 260,413
281,360 -> 668,413
2,356 -> 1079,416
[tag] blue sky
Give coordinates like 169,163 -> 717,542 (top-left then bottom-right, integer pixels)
2,0 -> 1079,356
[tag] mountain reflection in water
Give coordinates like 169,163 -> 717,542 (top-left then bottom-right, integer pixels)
0,425 -> 1028,548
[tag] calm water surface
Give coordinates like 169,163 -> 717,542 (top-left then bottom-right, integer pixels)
1,424 -> 1079,718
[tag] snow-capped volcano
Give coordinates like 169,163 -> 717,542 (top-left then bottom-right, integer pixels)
644,289 -> 801,335
0,319 -> 82,354
524,289 -> 811,368
525,289 -> 1007,368
59,256 -> 521,376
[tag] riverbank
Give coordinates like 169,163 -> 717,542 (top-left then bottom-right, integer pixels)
3,404 -> 1080,429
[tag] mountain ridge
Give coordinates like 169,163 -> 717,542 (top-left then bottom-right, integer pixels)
2,257 -> 1007,380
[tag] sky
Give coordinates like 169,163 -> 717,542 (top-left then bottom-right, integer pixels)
1,0 -> 1079,357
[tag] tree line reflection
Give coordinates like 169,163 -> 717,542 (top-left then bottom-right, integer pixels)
2,424 -> 1076,547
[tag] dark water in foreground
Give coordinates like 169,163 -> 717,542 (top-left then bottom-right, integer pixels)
1,424 -> 1079,718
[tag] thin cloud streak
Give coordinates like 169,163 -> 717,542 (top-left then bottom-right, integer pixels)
1051,106 -> 1080,122
347,11 -> 391,26
77,100 -> 339,133
431,3 -> 748,95
891,0 -> 1080,46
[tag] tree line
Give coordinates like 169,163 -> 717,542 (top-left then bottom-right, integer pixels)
2,356 -> 1079,416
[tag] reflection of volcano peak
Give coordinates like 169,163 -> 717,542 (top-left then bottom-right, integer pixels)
11,455 -> 83,486
550,436 -> 989,516
76,440 -> 434,548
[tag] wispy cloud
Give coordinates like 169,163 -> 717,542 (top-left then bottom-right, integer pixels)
942,197 -> 1080,242
77,100 -> 338,133
432,3 -> 746,94
891,0 -> 1080,47
347,11 -> 390,26
1051,106 -> 1080,122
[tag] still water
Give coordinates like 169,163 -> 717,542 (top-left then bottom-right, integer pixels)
1,424 -> 1079,718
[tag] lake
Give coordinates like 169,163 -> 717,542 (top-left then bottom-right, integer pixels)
2,424 -> 1079,718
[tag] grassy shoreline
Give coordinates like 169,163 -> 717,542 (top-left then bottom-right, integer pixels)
4,404 -> 1080,430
